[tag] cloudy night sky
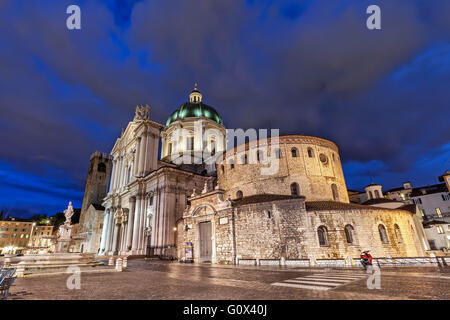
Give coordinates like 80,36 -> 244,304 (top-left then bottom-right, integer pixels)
0,0 -> 449,218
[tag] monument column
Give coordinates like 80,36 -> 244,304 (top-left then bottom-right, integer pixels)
126,197 -> 136,252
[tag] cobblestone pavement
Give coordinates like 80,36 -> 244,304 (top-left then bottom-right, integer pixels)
7,259 -> 450,300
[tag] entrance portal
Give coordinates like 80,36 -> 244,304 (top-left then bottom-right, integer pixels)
199,221 -> 212,262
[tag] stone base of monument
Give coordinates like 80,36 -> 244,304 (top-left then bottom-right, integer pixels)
2,253 -> 105,277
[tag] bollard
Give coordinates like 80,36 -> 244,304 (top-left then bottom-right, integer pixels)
122,257 -> 128,269
345,256 -> 353,268
108,257 -> 115,266
16,263 -> 26,277
280,257 -> 286,267
115,258 -> 123,272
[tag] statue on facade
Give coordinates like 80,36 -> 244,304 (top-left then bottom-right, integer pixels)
134,105 -> 151,121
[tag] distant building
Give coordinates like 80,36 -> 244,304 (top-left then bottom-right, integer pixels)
0,219 -> 34,254
385,171 -> 450,251
348,183 -> 384,204
27,224 -> 54,254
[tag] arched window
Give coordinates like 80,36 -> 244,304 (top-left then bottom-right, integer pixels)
378,224 -> 389,244
344,224 -> 354,244
267,210 -> 272,219
375,190 -> 380,199
290,182 -> 299,196
236,190 -> 243,199
291,148 -> 298,158
318,226 -> 329,246
98,162 -> 106,173
331,184 -> 339,201
394,224 -> 403,243
307,148 -> 314,158
369,191 -> 373,200
221,165 -> 225,174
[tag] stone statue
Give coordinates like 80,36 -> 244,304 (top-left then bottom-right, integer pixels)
56,202 -> 75,249
63,201 -> 74,226
134,105 -> 151,121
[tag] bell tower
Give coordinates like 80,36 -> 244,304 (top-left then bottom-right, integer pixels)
80,151 -> 112,217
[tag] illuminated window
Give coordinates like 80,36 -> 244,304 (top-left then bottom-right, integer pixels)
437,226 -> 444,234
436,208 -> 443,218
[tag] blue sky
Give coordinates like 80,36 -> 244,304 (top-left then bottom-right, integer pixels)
0,0 -> 449,217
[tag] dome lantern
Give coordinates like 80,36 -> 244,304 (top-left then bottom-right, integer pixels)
189,83 -> 202,103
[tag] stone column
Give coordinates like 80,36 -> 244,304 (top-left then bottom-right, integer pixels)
120,223 -> 127,253
107,209 -> 116,253
132,195 -> 142,252
137,194 -> 145,253
152,133 -> 159,170
104,209 -> 114,253
110,162 -> 117,192
118,156 -> 124,189
99,209 -> 110,255
126,198 -> 136,252
156,189 -> 166,252
115,157 -> 121,190
144,133 -> 153,174
112,220 -> 120,255
138,132 -> 147,176
134,138 -> 141,177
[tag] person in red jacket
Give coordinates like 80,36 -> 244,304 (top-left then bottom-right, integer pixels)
360,250 -> 373,269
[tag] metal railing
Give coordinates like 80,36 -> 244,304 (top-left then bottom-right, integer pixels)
0,268 -> 17,300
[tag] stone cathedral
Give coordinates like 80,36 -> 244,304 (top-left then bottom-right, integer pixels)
81,86 -> 428,263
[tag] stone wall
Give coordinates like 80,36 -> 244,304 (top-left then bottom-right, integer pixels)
217,135 -> 349,203
178,194 -> 426,263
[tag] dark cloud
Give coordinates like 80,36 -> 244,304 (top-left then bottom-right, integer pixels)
0,0 -> 449,215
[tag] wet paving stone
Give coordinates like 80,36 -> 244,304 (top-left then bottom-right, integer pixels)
7,259 -> 450,300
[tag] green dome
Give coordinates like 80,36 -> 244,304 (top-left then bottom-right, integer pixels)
165,102 -> 223,127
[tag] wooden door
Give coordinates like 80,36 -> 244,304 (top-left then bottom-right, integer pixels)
199,222 -> 212,262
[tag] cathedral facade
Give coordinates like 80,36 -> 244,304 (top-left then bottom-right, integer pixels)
98,86 -> 427,262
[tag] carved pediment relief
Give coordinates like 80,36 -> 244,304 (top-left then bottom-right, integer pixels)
191,204 -> 216,217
